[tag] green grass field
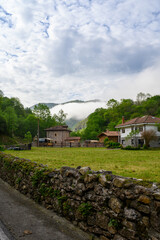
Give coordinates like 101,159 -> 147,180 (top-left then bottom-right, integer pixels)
6,147 -> 160,183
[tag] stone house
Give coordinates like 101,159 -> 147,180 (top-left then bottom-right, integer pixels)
115,115 -> 160,147
45,125 -> 71,146
98,130 -> 119,143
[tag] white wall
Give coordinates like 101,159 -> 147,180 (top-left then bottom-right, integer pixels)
120,124 -> 160,138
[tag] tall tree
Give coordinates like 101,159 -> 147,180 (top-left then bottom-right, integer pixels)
33,103 -> 51,120
4,107 -> 18,136
54,109 -> 67,125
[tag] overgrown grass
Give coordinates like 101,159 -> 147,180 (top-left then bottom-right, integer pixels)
5,147 -> 160,183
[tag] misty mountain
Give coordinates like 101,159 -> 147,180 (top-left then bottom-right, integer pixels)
31,100 -> 107,130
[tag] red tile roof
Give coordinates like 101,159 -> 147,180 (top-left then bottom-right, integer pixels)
116,115 -> 160,128
98,130 -> 119,137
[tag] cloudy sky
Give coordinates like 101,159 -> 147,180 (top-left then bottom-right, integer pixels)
0,0 -> 160,107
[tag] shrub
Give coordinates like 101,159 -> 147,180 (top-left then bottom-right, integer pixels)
105,141 -> 121,149
0,145 -> 5,151
122,145 -> 141,150
104,137 -> 109,145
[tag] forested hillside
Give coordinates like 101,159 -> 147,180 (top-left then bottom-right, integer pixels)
0,90 -> 65,144
1,90 -> 160,143
72,93 -> 160,140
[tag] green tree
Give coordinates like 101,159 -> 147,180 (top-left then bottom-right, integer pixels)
4,107 -> 18,136
33,103 -> 51,120
24,131 -> 32,143
54,109 -> 67,125
0,111 -> 7,134
82,108 -> 108,139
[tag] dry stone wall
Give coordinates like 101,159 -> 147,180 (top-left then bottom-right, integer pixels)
0,152 -> 160,240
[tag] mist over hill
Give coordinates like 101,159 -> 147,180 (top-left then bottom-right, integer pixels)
31,100 -> 107,129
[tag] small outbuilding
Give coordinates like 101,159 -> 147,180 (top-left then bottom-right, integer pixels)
98,130 -> 119,143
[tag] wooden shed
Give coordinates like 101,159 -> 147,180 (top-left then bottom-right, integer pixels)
98,130 -> 119,143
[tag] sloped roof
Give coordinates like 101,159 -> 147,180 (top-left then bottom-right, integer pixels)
98,130 -> 119,137
65,137 -> 81,141
45,125 -> 71,132
116,115 -> 160,128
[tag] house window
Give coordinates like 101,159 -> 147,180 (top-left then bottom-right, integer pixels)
122,129 -> 125,133
139,126 -> 143,132
131,139 -> 134,145
122,140 -> 125,145
55,141 -> 57,144
135,126 -> 137,131
131,127 -> 134,131
55,133 -> 57,136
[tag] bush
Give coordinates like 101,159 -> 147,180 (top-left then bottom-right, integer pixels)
105,141 -> 121,149
121,145 -> 141,150
143,144 -> 148,150
104,137 -> 109,146
0,145 -> 5,151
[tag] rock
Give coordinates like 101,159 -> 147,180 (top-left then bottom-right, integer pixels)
113,178 -> 126,188
153,192 -> 160,200
100,236 -> 110,240
119,228 -> 138,240
113,235 -> 127,240
23,230 -> 32,235
108,225 -> 117,234
142,216 -> 149,227
124,190 -> 136,199
99,175 -> 107,186
122,219 -> 136,230
124,208 -> 141,221
138,195 -> 151,204
136,203 -> 150,214
84,174 -> 98,183
65,169 -> 78,178
79,167 -> 91,175
87,215 -> 96,226
108,197 -> 122,214
96,213 -> 109,230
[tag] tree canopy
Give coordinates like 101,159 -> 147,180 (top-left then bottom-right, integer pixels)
79,93 -> 160,140
0,92 -> 66,143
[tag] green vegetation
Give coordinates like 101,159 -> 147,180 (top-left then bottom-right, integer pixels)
103,137 -> 121,149
0,90 -> 67,144
6,147 -> 160,182
72,93 -> 160,140
78,202 -> 93,217
108,219 -> 122,230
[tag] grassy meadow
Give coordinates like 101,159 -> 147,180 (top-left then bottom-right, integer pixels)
5,147 -> 160,183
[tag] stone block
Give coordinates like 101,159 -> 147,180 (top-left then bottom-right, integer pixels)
138,195 -> 151,204
96,213 -> 109,230
113,178 -> 126,188
108,197 -> 122,214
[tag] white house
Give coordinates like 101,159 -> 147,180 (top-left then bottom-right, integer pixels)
115,115 -> 160,147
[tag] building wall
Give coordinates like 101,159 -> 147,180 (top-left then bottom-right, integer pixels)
99,135 -> 118,143
46,131 -> 70,144
120,124 -> 160,147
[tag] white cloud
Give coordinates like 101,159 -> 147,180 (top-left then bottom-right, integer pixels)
50,101 -> 107,120
0,0 -> 160,107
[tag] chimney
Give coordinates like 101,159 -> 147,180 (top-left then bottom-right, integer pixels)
122,116 -> 125,124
